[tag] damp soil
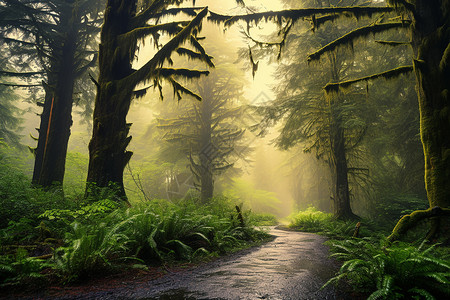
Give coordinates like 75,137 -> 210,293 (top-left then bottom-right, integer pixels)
4,227 -> 351,300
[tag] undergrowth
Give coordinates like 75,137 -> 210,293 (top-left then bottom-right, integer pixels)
288,207 -> 450,299
0,149 -> 272,286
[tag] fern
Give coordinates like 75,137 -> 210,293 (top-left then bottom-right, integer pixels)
325,239 -> 450,299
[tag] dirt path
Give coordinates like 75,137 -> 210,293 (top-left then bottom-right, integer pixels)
11,228 -> 348,299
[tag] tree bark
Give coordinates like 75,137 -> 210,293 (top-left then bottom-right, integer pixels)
328,55 -> 358,220
86,0 -> 136,200
199,92 -> 214,203
409,1 -> 450,237
32,6 -> 77,189
412,1 -> 450,209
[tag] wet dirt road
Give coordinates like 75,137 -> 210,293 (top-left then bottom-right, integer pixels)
57,227 -> 347,300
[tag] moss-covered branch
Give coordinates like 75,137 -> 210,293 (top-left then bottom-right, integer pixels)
0,70 -> 44,77
375,40 -> 410,46
117,22 -> 187,46
208,6 -> 393,27
123,7 -> 209,91
157,68 -> 209,78
176,47 -> 214,62
386,206 -> 450,243
131,4 -> 202,28
324,65 -> 413,92
308,21 -> 411,61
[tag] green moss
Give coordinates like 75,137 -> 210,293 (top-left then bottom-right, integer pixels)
324,65 -> 413,93
308,22 -> 411,62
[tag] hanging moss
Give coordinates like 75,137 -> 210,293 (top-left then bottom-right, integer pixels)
324,65 -> 413,93
308,21 -> 411,62
208,6 -> 393,27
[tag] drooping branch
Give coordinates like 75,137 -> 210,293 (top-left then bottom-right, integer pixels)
208,6 -> 393,27
126,7 -> 209,89
324,65 -> 413,93
308,21 -> 411,61
117,22 -> 188,46
176,47 -> 214,62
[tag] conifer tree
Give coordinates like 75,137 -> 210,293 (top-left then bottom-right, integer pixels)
157,60 -> 247,203
0,0 -> 103,188
85,1 -> 214,200
210,0 -> 450,237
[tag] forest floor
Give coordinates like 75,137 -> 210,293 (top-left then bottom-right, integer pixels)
5,228 -> 355,300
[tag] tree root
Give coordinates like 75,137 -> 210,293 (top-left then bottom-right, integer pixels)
386,206 -> 450,244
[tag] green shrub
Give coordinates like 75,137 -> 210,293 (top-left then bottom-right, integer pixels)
0,248 -> 51,288
288,207 -> 334,232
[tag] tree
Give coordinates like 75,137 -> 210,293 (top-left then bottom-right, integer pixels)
244,0 -> 372,219
85,1 -> 214,201
0,0 -> 103,188
0,49 -> 24,148
157,61 -> 247,203
210,0 -> 450,237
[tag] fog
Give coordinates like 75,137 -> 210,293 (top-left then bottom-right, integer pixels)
10,0 -> 425,221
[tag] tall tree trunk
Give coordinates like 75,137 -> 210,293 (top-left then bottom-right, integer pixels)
86,0 -> 136,200
331,122 -> 356,219
32,8 -> 77,189
328,55 -> 358,219
198,96 -> 214,203
413,0 -> 450,235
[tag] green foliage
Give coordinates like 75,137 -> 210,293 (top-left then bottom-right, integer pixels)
116,198 -> 269,261
0,144 -> 76,239
289,207 -> 334,232
223,178 -> 282,216
63,152 -> 89,197
325,239 -> 450,299
288,207 -> 380,238
40,199 -> 121,225
246,213 -> 279,226
43,197 -> 269,282
54,222 -> 128,281
0,248 -> 51,288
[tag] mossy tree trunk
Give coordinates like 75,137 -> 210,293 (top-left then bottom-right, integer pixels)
412,1 -> 450,210
86,0 -> 136,199
329,56 -> 358,220
32,6 -> 77,189
410,0 -> 450,237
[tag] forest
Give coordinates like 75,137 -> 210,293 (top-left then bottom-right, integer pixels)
0,0 -> 449,299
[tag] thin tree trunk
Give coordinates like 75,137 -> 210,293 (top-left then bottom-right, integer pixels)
328,55 -> 358,220
199,95 -> 214,203
332,123 -> 356,219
